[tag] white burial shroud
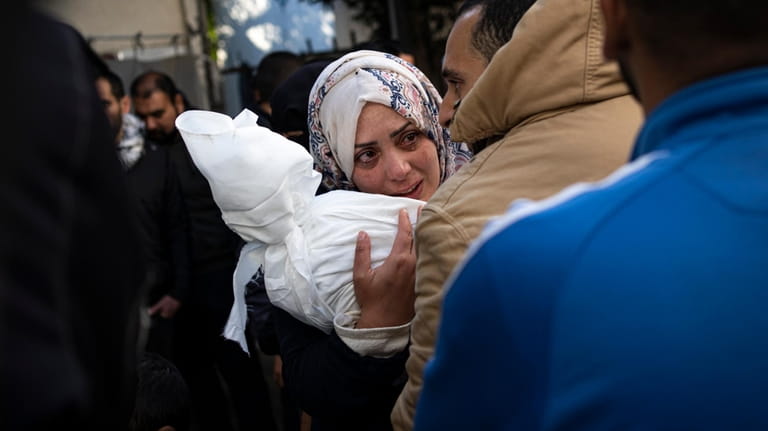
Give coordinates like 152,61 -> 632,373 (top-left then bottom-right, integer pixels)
176,109 -> 423,353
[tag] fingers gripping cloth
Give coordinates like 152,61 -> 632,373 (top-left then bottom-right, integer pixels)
176,109 -> 423,353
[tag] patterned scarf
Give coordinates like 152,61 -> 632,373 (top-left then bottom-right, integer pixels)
308,50 -> 472,191
117,112 -> 145,170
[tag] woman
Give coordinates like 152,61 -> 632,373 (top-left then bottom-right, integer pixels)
274,50 -> 471,430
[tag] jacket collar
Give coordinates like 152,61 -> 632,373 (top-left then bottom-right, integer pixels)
632,66 -> 768,159
451,0 -> 633,146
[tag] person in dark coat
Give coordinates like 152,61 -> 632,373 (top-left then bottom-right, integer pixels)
130,71 -> 276,431
0,5 -> 145,430
95,68 -> 190,361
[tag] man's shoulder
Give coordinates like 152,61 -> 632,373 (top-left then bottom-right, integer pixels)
468,152 -> 670,274
424,139 -> 519,224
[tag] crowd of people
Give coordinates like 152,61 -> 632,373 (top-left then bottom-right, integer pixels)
3,0 -> 768,430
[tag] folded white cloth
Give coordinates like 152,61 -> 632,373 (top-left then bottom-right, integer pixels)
176,109 -> 423,353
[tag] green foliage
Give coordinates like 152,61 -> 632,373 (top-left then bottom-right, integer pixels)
202,0 -> 219,62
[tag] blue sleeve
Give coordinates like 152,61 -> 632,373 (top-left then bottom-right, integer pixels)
414,244 -> 515,430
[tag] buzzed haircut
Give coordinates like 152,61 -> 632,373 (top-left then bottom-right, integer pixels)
130,70 -> 181,101
129,353 -> 190,431
97,69 -> 125,101
456,0 -> 537,63
626,0 -> 768,59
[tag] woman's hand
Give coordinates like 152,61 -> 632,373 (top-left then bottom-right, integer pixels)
353,208 -> 417,329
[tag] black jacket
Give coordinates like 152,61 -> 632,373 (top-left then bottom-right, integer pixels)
275,308 -> 408,431
159,134 -> 241,275
125,144 -> 190,304
1,6 -> 145,430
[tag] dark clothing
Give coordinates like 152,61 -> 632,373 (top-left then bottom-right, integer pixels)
1,6 -> 144,431
243,102 -> 274,129
275,308 -> 409,431
161,133 -> 242,273
125,144 -> 190,305
152,131 -> 275,431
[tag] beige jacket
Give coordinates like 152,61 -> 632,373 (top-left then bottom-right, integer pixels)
391,0 -> 643,429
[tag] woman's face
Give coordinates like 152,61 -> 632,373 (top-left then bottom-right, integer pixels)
352,103 -> 440,201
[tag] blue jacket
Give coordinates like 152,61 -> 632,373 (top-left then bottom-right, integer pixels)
414,66 -> 768,430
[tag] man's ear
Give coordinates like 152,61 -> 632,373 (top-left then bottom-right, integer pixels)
119,95 -> 131,115
600,0 -> 629,60
173,93 -> 184,112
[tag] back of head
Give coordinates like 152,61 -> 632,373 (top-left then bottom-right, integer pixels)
457,0 -> 538,62
626,0 -> 768,66
98,68 -> 125,101
251,51 -> 303,104
270,59 -> 334,151
129,353 -> 190,431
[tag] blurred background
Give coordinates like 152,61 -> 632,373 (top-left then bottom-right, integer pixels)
41,0 -> 461,117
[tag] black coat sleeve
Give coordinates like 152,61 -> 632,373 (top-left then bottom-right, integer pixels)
163,152 -> 191,302
274,307 -> 408,428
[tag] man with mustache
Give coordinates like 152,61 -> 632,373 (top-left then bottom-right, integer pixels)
130,71 -> 276,431
400,0 -> 643,428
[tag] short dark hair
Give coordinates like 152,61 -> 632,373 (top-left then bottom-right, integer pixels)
130,70 -> 181,101
457,0 -> 537,63
626,1 -> 768,60
250,51 -> 303,103
97,69 -> 125,101
270,59 -> 334,150
129,353 -> 190,431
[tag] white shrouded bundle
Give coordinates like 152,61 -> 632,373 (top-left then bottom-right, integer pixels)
176,109 -> 422,353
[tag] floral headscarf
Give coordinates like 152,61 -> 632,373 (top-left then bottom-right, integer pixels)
308,50 -> 472,191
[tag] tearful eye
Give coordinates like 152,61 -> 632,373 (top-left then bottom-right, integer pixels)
401,131 -> 420,148
355,149 -> 378,167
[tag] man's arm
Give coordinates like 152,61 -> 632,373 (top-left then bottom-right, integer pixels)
391,204 -> 473,430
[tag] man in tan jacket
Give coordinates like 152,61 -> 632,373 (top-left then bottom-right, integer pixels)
391,0 -> 535,428
394,0 -> 644,428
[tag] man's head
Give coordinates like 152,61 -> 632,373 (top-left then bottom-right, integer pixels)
250,51 -> 302,115
439,0 -> 536,127
95,70 -> 130,144
129,353 -> 190,431
601,0 -> 768,112
130,71 -> 186,145
271,59 -> 333,152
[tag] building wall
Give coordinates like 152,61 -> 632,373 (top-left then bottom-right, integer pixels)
40,0 -> 215,109
38,0 -> 367,115
211,0 -> 336,116
332,0 -> 373,50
